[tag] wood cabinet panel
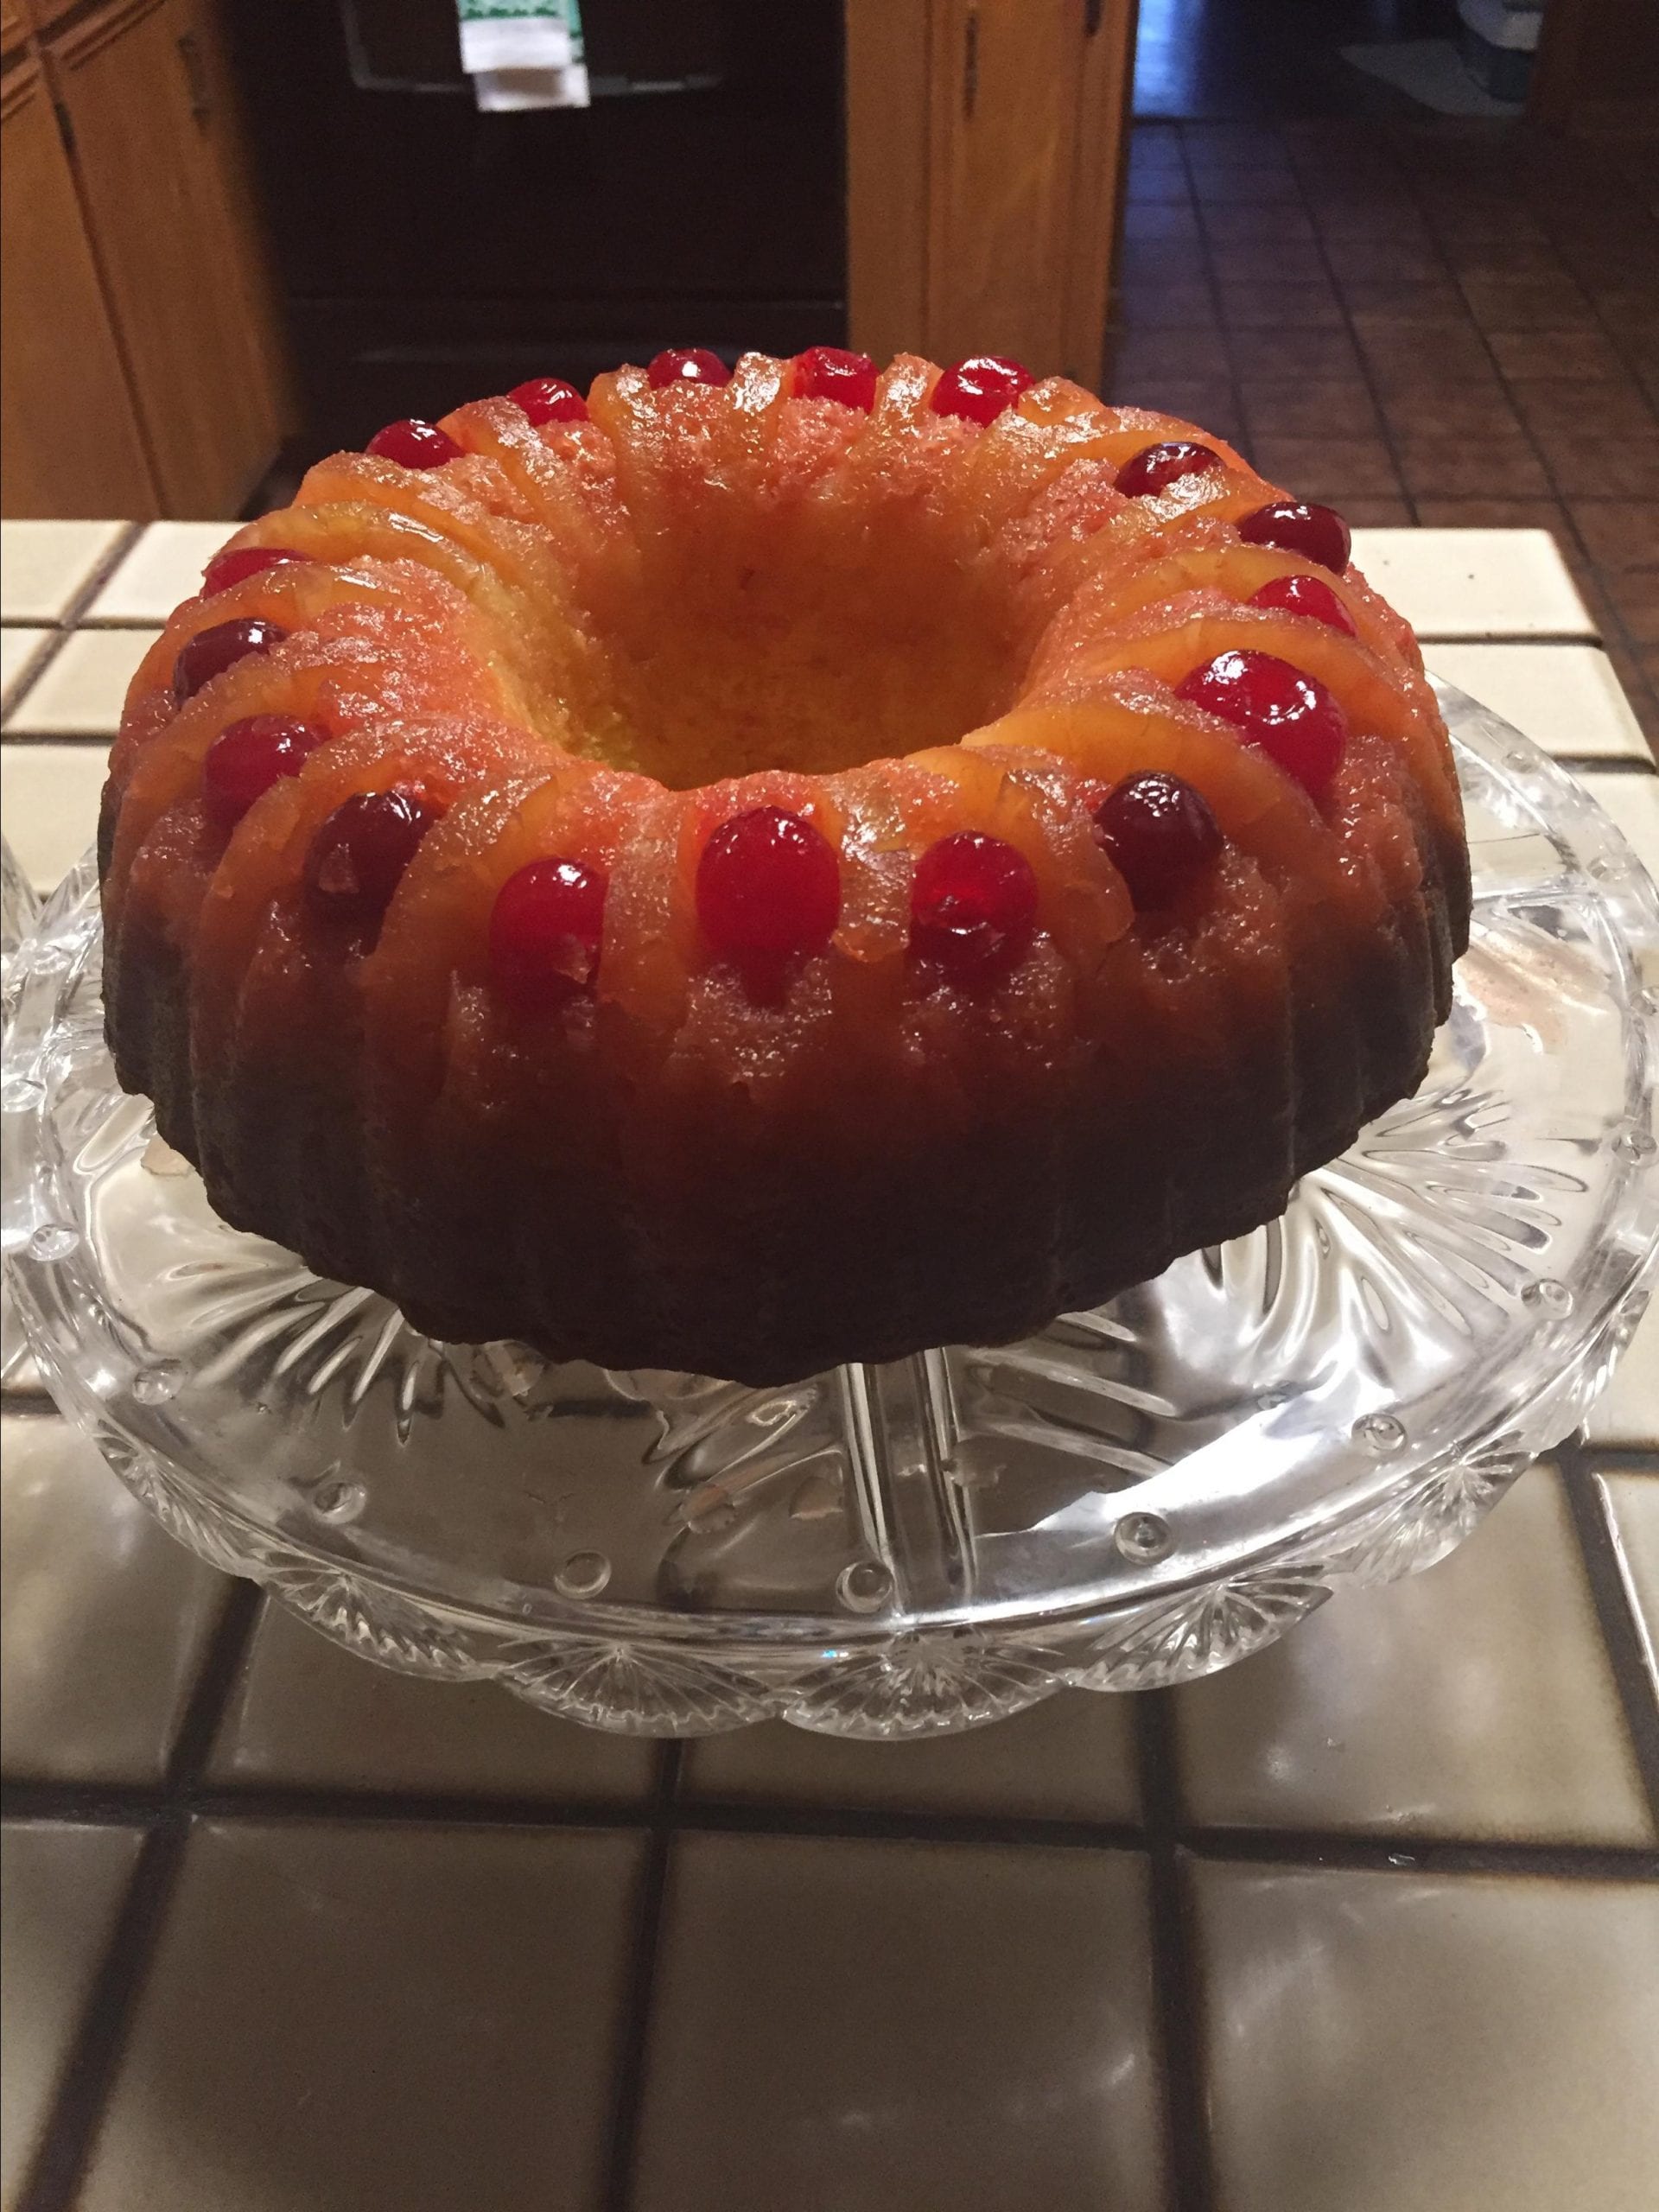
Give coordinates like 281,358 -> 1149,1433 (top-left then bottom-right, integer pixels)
47,0 -> 285,514
0,58 -> 157,516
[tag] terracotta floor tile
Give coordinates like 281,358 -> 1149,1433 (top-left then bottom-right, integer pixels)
1108,327 -> 1233,383
1238,380 -> 1380,439
1393,431 -> 1552,500
1323,235 -> 1448,283
1357,320 -> 1499,390
1214,279 -> 1344,328
1194,1861 -> 1659,2212
1601,567 -> 1659,646
1440,234 -> 1573,280
1379,383 -> 1522,438
1536,432 -> 1659,498
81,1821 -> 642,2212
1333,497 -> 1416,526
1568,500 -> 1659,570
1509,378 -> 1658,439
1491,328 -> 1639,381
1224,326 -> 1363,380
1412,496 -> 1572,537
1460,272 -> 1598,332
632,1834 -> 1164,2212
1245,434 -> 1402,500
1343,281 -> 1473,327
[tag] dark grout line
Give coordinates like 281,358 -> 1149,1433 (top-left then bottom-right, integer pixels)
162,1579 -> 264,1788
0,733 -> 118,747
1134,1691 -> 1217,2212
1557,1439 -> 1659,1833
1183,1827 -> 1658,1880
53,524 -> 145,633
601,1740 -> 681,2212
1581,1446 -> 1659,1476
16,1819 -> 188,2212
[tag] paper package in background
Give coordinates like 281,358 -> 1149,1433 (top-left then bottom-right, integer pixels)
458,0 -> 590,111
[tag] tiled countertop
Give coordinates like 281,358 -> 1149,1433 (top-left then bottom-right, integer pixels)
3,518 -> 1657,2212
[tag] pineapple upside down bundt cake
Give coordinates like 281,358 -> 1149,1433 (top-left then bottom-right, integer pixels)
99,346 -> 1470,1385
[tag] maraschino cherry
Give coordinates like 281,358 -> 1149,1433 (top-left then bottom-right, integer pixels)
1247,573 -> 1357,634
508,378 -> 588,427
1176,649 -> 1348,794
1094,773 -> 1223,907
200,544 -> 308,597
930,357 -> 1033,427
910,832 -> 1038,987
696,807 -> 840,982
305,788 -> 442,927
202,716 -> 327,829
646,348 -> 731,390
366,419 -> 461,468
1115,441 -> 1220,498
1238,500 -> 1351,575
489,857 -> 608,1007
172,617 -> 289,705
793,346 -> 878,410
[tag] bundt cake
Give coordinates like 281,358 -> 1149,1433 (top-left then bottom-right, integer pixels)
99,346 -> 1470,1385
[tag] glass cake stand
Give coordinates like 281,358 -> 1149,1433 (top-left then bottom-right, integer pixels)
5,686 -> 1659,1738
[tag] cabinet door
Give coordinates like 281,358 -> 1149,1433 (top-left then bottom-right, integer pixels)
0,57 -> 157,517
48,0 -> 287,515
846,0 -> 1134,391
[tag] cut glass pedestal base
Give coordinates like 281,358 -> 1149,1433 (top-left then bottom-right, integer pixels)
5,689 -> 1659,1737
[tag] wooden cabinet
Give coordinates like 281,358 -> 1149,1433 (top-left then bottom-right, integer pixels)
846,0 -> 1135,391
0,56 -> 156,514
1,0 -> 292,518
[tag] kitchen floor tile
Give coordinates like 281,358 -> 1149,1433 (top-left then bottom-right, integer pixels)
1392,429 -> 1552,500
1536,432 -> 1659,499
0,627 -> 54,713
1490,328 -> 1637,380
1376,383 -> 1520,439
1580,773 -> 1659,901
1598,1471 -> 1659,1691
1173,1467 -> 1650,1846
1425,643 -> 1651,760
1237,381 -> 1381,439
1567,499 -> 1659,573
1347,528 -> 1593,639
0,521 -> 129,624
1,626 -> 157,736
1586,1299 -> 1659,1449
1108,327 -> 1234,384
1214,279 -> 1344,328
2,1414 -> 228,1784
632,1833 -> 1161,2212
1,1821 -> 142,2208
81,1821 -> 642,2212
1355,318 -> 1497,391
0,744 -> 109,893
1118,281 -> 1217,330
207,1599 -> 657,1806
1459,272 -> 1597,332
1342,281 -> 1472,327
1508,379 -> 1657,442
1193,1860 -> 1659,2212
682,1688 -> 1140,1824
1243,435 -> 1402,500
1603,568 -> 1659,647
1223,326 -> 1363,381
84,523 -> 235,624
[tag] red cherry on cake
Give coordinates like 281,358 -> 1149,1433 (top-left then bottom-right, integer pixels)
1176,649 -> 1348,795
366,418 -> 462,468
172,617 -> 289,705
930,356 -> 1033,427
508,377 -> 588,427
200,544 -> 308,597
910,832 -> 1038,988
304,787 -> 442,926
1094,773 -> 1224,908
489,857 -> 608,1007
696,806 -> 840,976
1238,500 -> 1351,575
1247,572 -> 1357,635
203,716 -> 327,829
647,347 -> 731,391
793,346 -> 877,410
1115,441 -> 1220,499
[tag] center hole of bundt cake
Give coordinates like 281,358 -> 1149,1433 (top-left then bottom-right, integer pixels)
569,530 -> 1027,788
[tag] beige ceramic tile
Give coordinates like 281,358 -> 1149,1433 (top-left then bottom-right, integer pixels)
1,626 -> 157,735
1587,1296 -> 1659,1449
1599,1471 -> 1659,1690
0,628 -> 54,714
0,744 -> 107,893
0,521 -> 129,623
1,1414 -> 227,1783
1581,772 -> 1659,895
207,1598 -> 656,1804
632,1834 -> 1163,2212
683,1689 -> 1140,1823
1194,1859 -> 1659,2212
81,1820 -> 641,2212
1427,642 -> 1650,760
86,522 -> 236,624
1,1821 -> 142,2209
1173,1466 -> 1651,1844
1349,527 -> 1594,639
